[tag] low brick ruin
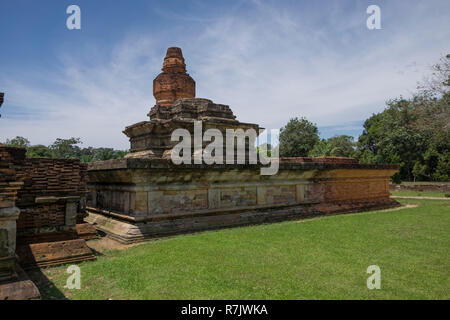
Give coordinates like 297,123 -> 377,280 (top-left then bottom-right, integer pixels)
390,183 -> 449,193
11,152 -> 96,268
0,146 -> 40,299
15,157 -> 87,240
85,47 -> 400,243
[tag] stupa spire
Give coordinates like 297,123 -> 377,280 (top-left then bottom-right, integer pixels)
153,47 -> 195,107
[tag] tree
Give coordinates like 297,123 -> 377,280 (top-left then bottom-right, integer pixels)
279,117 -> 319,157
355,55 -> 449,182
310,135 -> 355,157
256,143 -> 272,157
309,139 -> 332,157
49,137 -> 82,159
327,135 -> 355,157
27,145 -> 53,158
91,148 -> 127,161
355,98 -> 430,181
4,136 -> 30,148
3,136 -> 129,161
418,54 -> 450,97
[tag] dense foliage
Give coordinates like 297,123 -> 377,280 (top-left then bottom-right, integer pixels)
279,117 -> 320,157
309,135 -> 356,158
2,137 -> 128,162
3,55 -> 448,181
355,94 -> 449,182
277,54 -> 449,182
355,55 -> 449,182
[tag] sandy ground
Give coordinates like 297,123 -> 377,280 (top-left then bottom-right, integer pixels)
377,203 -> 419,211
86,236 -> 143,253
291,204 -> 419,224
391,196 -> 450,200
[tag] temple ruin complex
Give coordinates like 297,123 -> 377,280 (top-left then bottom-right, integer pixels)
0,93 -> 96,299
1,48 -> 400,299
85,47 -> 399,243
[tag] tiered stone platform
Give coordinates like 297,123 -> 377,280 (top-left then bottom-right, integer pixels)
85,47 -> 400,243
86,157 -> 399,243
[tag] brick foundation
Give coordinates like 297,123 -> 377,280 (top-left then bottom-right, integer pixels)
86,157 -> 400,243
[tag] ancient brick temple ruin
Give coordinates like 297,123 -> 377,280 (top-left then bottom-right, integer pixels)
0,147 -> 40,299
0,97 -> 96,298
85,47 -> 400,243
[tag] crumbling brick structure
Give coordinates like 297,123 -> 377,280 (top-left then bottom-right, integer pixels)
85,47 -> 400,243
124,48 -> 260,160
15,158 -> 88,241
153,47 -> 195,107
11,156 -> 95,268
0,142 -> 95,296
0,146 -> 40,299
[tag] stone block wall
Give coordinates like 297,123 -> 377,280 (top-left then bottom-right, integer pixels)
85,157 -> 399,242
1,146 -> 92,296
87,157 -> 395,219
14,158 -> 88,238
0,147 -> 25,208
0,147 -> 24,282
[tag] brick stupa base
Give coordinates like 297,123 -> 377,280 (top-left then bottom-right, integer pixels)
86,157 -> 399,243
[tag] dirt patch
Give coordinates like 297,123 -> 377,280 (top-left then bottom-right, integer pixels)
86,236 -> 142,253
377,203 -> 419,211
391,196 -> 450,200
293,204 -> 418,224
390,184 -> 450,193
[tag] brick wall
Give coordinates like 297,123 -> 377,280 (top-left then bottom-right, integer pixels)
16,158 -> 87,201
1,146 -> 88,235
0,147 -> 26,208
280,157 -> 358,164
14,158 -> 87,234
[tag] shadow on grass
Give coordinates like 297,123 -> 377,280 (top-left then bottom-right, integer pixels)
26,268 -> 68,300
88,246 -> 105,257
25,244 -> 105,300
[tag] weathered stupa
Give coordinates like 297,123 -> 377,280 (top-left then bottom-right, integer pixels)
123,47 -> 259,160
85,47 -> 399,243
153,47 -> 195,107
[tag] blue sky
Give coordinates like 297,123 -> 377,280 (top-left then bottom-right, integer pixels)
0,0 -> 449,149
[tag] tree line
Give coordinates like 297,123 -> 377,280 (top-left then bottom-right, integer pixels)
2,136 -> 128,163
277,54 -> 449,182
2,55 -> 448,181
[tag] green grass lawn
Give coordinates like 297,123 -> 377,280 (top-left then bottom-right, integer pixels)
37,198 -> 450,300
390,190 -> 448,197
